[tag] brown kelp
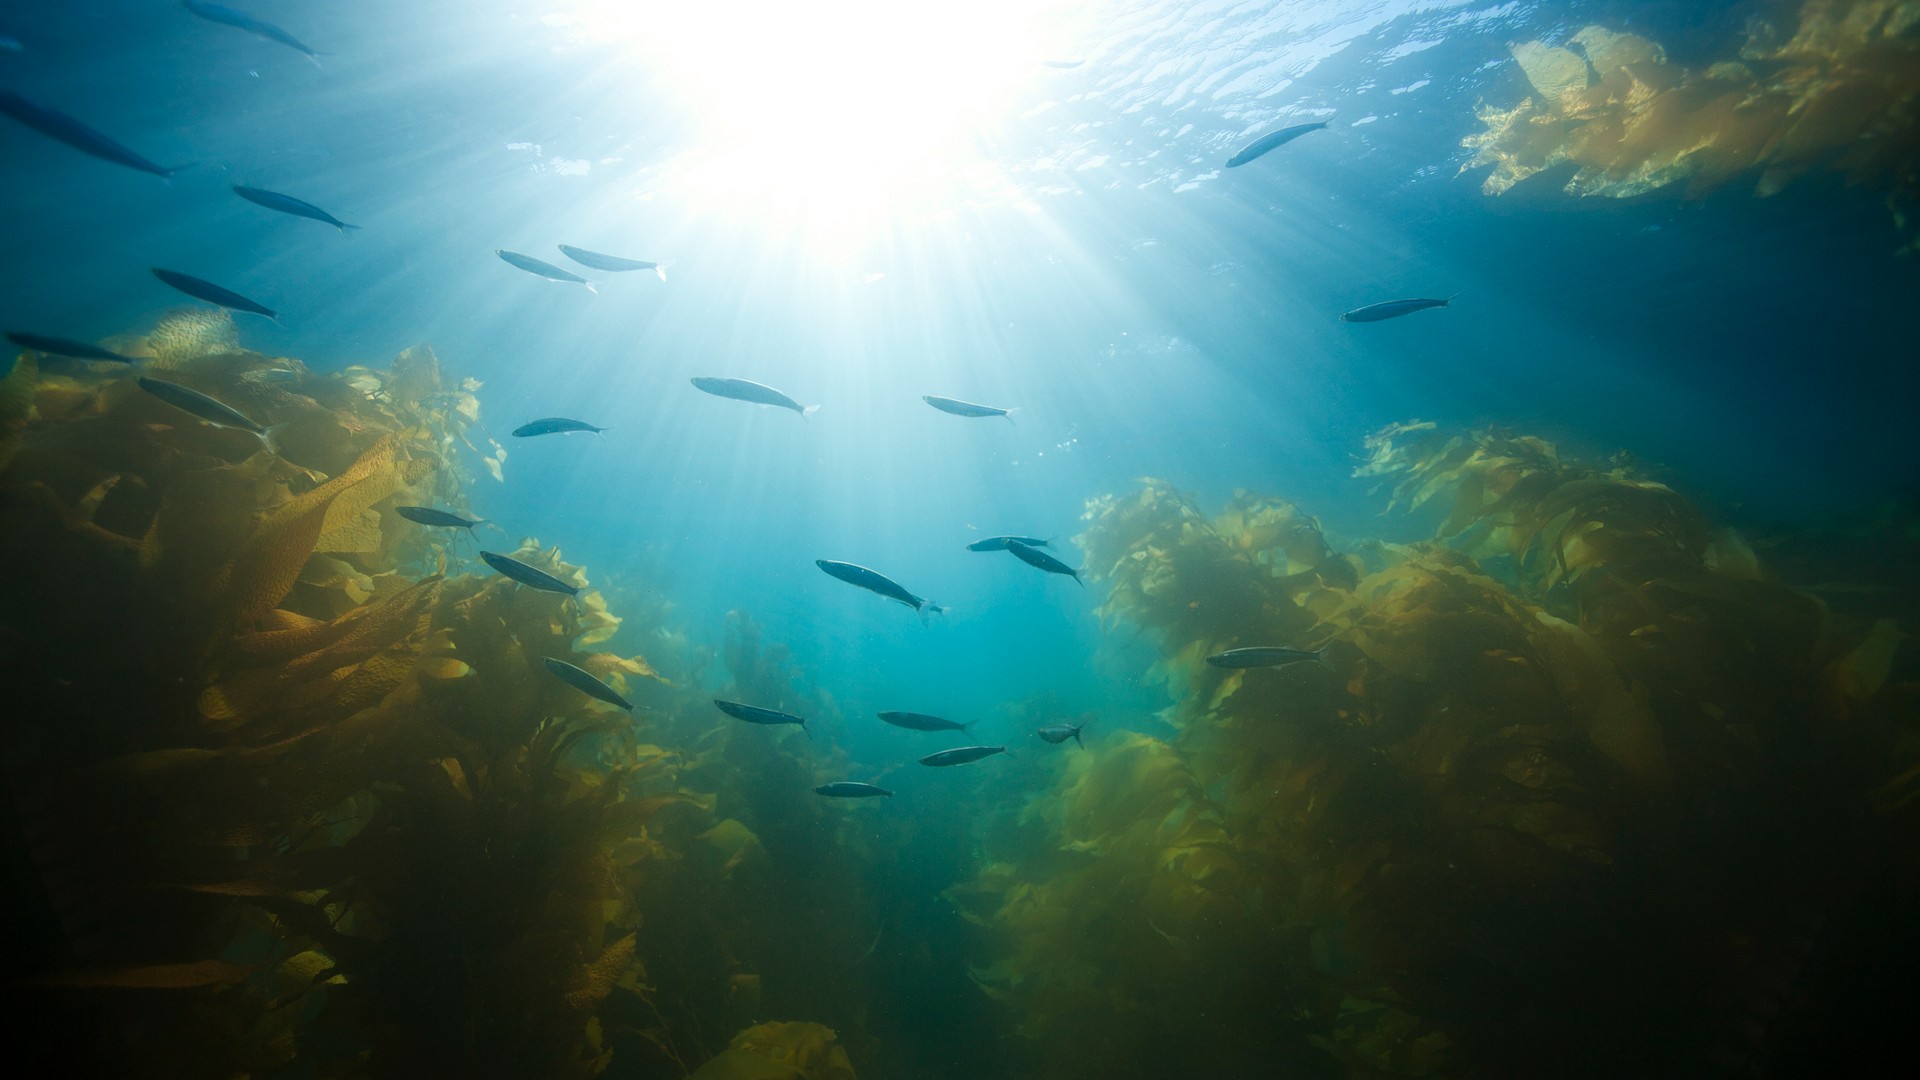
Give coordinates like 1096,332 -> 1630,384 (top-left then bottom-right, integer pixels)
955,428 -> 1914,1077
1461,1 -> 1920,248
0,322 -> 863,1078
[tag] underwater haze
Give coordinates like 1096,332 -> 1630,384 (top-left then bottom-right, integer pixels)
2,1 -> 1917,1078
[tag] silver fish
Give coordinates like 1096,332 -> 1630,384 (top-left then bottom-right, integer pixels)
1205,646 -> 1329,669
1037,723 -> 1084,747
918,745 -> 1007,767
542,657 -> 633,711
1225,121 -> 1328,168
558,244 -> 666,280
691,377 -> 818,417
1006,540 -> 1082,587
512,417 -> 605,438
814,782 -> 893,799
479,550 -> 580,598
394,505 -> 484,532
136,377 -> 275,450
714,699 -> 809,737
183,1 -> 323,66
1,91 -> 181,178
1340,296 -> 1454,322
6,332 -> 136,364
233,185 -> 357,231
497,249 -> 595,293
923,395 -> 1015,422
878,711 -> 972,733
152,268 -> 277,320
816,560 -> 946,619
966,535 -> 1051,553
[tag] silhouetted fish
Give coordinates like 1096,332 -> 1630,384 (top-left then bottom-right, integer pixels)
814,782 -> 893,798
1340,296 -> 1454,322
511,417 -> 605,437
714,699 -> 809,736
6,332 -> 136,364
924,395 -> 1015,422
1205,646 -> 1329,668
918,745 -> 1007,767
1037,722 -> 1085,747
966,535 -> 1051,552
0,91 -> 180,177
151,268 -> 277,320
232,185 -> 356,231
542,657 -> 633,711
816,560 -> 946,619
1007,540 -> 1082,586
479,550 -> 580,598
1225,121 -> 1328,168
183,1 -> 323,66
878,711 -> 972,733
394,505 -> 483,532
558,244 -> 666,280
496,250 -> 595,293
136,377 -> 276,449
692,377 -> 818,417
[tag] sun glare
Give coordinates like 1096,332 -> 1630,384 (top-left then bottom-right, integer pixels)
552,0 -> 1076,246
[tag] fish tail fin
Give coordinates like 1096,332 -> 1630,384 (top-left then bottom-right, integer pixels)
163,161 -> 202,180
963,719 -> 977,732
1003,408 -> 1018,426
258,422 -> 289,457
920,601 -> 948,625
1073,727 -> 1084,748
583,282 -> 598,296
800,719 -> 814,743
1446,289 -> 1465,304
654,265 -> 668,283
1073,570 -> 1086,588
339,223 -> 362,233
1315,645 -> 1335,669
803,404 -> 822,419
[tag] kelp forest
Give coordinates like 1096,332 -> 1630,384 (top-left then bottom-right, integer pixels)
3,321 -> 1916,1078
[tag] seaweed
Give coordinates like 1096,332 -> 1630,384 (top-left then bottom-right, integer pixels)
1461,1 -> 1920,248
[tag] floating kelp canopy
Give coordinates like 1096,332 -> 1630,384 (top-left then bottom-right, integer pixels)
0,321 -> 868,1079
954,423 -> 1915,1077
1462,0 -> 1920,249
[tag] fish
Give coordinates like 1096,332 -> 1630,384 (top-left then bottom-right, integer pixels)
1037,723 -> 1085,747
151,268 -> 277,321
511,417 -> 606,438
1225,120 -> 1329,168
479,550 -> 580,598
923,395 -> 1015,422
558,244 -> 667,281
691,377 -> 819,417
136,377 -> 278,450
814,782 -> 893,799
0,91 -> 181,178
878,711 -> 973,733
816,560 -> 946,620
966,535 -> 1052,553
394,505 -> 484,532
1340,296 -> 1455,322
1205,646 -> 1330,669
183,1 -> 323,66
713,699 -> 809,737
496,250 -> 596,293
918,745 -> 1007,767
232,185 -> 357,231
1006,540 -> 1083,586
5,332 -> 136,364
542,657 -> 633,711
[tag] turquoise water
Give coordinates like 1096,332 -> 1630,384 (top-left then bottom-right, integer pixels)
3,1 -> 1917,1077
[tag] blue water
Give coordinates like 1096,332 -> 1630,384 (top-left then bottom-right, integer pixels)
4,1 -> 1917,1076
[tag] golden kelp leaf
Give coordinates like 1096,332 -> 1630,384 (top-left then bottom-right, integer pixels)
220,436 -> 399,626
418,656 -> 473,680
1832,618 -> 1905,700
565,933 -> 636,1010
43,960 -> 254,989
697,819 -> 766,875
694,1022 -> 857,1080
1513,41 -> 1591,103
1531,612 -> 1671,786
